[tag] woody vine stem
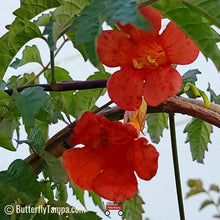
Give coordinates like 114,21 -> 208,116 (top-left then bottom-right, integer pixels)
169,114 -> 185,220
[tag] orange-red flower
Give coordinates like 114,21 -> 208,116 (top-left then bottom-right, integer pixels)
97,7 -> 199,110
62,111 -> 159,201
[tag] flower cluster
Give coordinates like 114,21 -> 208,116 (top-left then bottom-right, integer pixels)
62,6 -> 199,202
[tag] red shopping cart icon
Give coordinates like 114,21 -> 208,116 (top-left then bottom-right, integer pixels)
104,202 -> 123,216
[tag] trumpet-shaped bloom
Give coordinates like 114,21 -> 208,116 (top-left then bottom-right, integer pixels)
97,7 -> 199,110
62,111 -> 159,201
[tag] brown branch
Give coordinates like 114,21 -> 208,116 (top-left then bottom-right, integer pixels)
5,79 -> 107,96
25,95 -> 220,174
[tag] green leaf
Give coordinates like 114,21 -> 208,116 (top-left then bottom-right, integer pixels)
9,58 -> 22,69
84,41 -> 103,68
0,18 -> 42,81
0,91 -> 20,150
12,87 -> 48,127
184,118 -> 213,163
122,191 -> 144,220
182,69 -> 201,86
107,0 -> 151,30
27,127 -> 46,152
72,71 -> 110,118
182,0 -> 220,28
88,191 -> 105,213
14,0 -> 60,20
0,130 -> 16,151
34,13 -> 51,26
44,67 -> 74,117
19,45 -> 43,66
66,28 -> 88,61
69,181 -> 86,207
146,113 -> 168,144
40,151 -> 68,184
74,0 -> 107,45
152,0 -> 220,71
52,0 -> 90,42
181,69 -> 201,98
186,179 -> 205,198
43,17 -> 56,51
36,97 -> 63,124
0,159 -> 41,203
199,199 -> 213,210
40,181 -> 54,201
55,183 -> 68,202
207,83 -> 220,104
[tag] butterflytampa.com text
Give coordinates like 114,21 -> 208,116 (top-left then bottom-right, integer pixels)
4,204 -> 86,215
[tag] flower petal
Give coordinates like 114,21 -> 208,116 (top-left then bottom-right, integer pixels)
133,138 -> 159,180
93,166 -> 137,201
160,22 -> 199,64
107,67 -> 144,111
97,30 -> 135,67
143,65 -> 182,106
117,7 -> 161,40
71,111 -> 102,146
62,147 -> 104,191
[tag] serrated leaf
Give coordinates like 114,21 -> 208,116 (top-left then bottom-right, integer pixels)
12,87 -> 48,127
19,45 -> 43,66
52,0 -> 90,42
199,199 -> 213,210
182,0 -> 220,28
146,113 -> 168,144
34,13 -> 51,26
89,191 -> 105,213
14,0 -> 60,20
36,97 -> 63,124
0,130 -> 16,151
0,18 -> 42,81
152,0 -> 220,71
56,183 -> 68,202
72,71 -> 110,118
73,0 -> 107,45
69,181 -> 86,207
182,69 -> 201,86
184,118 -> 213,163
107,0 -> 151,30
0,159 -> 41,203
122,191 -> 144,220
40,151 -> 68,184
27,127 -> 46,152
40,181 -> 54,201
207,83 -> 220,104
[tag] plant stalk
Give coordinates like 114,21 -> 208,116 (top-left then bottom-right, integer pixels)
169,114 -> 185,220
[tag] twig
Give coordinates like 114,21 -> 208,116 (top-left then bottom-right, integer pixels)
25,95 -> 220,174
169,114 -> 185,220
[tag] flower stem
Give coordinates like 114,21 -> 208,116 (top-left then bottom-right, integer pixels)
169,114 -> 185,220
